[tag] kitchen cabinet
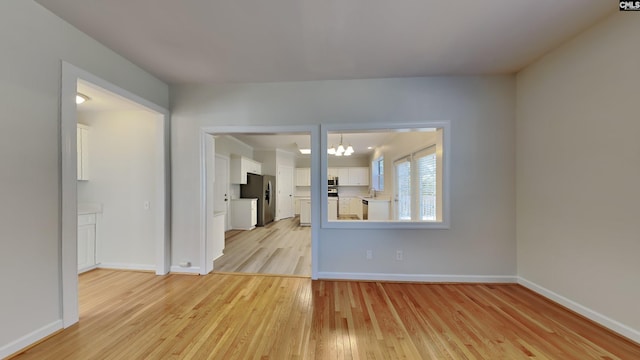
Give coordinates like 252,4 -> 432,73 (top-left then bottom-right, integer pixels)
329,167 -> 370,186
328,198 -> 338,220
230,154 -> 262,184
336,168 -> 350,184
350,198 -> 363,219
364,199 -> 390,221
338,197 -> 351,215
77,124 -> 90,181
328,167 -> 339,179
348,167 -> 369,186
300,198 -> 311,226
78,213 -> 96,273
230,198 -> 257,230
295,167 -> 311,186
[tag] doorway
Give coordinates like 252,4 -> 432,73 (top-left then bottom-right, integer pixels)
201,127 -> 319,278
60,62 -> 170,328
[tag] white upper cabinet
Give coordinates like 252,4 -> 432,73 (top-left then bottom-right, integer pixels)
328,167 -> 339,179
77,124 -> 90,181
331,167 -> 369,186
295,167 -> 311,186
230,154 -> 262,184
347,167 -> 369,186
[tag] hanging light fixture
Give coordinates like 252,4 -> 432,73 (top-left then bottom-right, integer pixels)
336,134 -> 345,155
344,144 -> 354,156
328,134 -> 355,156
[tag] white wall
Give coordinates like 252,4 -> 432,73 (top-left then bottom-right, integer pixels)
0,0 -> 168,355
516,12 -> 640,339
78,111 -> 160,268
171,76 -> 516,278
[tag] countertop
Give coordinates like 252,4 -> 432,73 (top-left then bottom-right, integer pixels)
78,202 -> 102,214
358,196 -> 391,203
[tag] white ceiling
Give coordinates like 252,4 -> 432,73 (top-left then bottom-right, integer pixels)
231,130 -> 420,157
36,0 -> 614,84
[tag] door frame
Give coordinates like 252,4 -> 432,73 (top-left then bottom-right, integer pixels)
200,126 -> 319,278
60,62 -> 171,327
214,153 -> 231,230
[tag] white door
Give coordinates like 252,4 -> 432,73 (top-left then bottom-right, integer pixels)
277,165 -> 294,219
214,154 -> 230,229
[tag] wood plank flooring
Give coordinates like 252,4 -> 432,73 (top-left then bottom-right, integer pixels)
12,269 -> 640,359
214,217 -> 311,276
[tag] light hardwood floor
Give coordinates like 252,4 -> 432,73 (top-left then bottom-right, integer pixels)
12,269 -> 640,359
214,216 -> 311,276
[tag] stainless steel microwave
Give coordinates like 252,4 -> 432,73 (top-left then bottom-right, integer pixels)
328,177 -> 338,186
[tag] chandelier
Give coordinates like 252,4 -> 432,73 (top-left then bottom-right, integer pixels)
328,134 -> 354,157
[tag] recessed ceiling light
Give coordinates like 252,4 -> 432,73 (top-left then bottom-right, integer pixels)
76,93 -> 90,105
367,146 -> 373,150
299,148 -> 311,154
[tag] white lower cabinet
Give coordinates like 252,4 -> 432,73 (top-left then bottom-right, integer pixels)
350,198 -> 363,219
328,198 -> 338,221
78,213 -> 97,273
230,199 -> 257,230
338,198 -> 350,216
300,199 -> 311,226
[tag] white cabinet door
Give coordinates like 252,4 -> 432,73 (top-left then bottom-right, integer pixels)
295,168 -> 311,186
328,167 -> 339,179
349,167 -> 369,186
328,199 -> 338,220
250,200 -> 257,227
350,198 -> 363,219
300,199 -> 311,226
231,155 -> 263,184
230,199 -> 257,230
337,168 -> 350,185
339,198 -> 351,214
78,213 -> 96,273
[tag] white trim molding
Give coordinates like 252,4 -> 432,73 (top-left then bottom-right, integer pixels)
60,61 -> 171,328
0,320 -> 63,359
318,272 -> 517,283
98,263 -> 157,272
170,265 -> 202,274
518,277 -> 640,344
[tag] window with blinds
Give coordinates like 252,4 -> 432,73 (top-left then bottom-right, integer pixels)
394,157 -> 411,220
394,146 -> 436,221
415,146 -> 436,220
371,156 -> 384,191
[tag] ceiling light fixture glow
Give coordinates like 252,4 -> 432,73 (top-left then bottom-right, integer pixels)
299,148 -> 311,154
329,134 -> 354,156
76,93 -> 90,105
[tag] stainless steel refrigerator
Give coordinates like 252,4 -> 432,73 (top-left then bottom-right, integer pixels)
240,173 -> 276,226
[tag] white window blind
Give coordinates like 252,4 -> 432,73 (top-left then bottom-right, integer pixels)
394,156 -> 411,220
415,146 -> 437,220
371,156 -> 384,191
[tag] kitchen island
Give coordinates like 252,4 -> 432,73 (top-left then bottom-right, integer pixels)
360,197 -> 391,221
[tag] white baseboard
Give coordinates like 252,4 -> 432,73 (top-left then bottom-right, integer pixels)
518,277 -> 640,344
98,263 -> 156,272
317,272 -> 517,283
0,320 -> 62,359
170,265 -> 202,274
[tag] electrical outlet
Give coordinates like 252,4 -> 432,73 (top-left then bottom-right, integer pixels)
396,250 -> 403,261
366,250 -> 373,260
